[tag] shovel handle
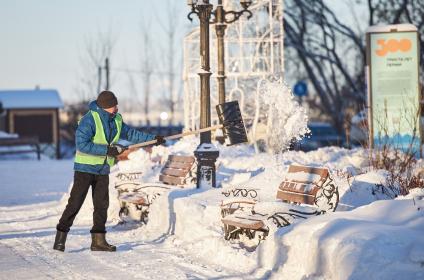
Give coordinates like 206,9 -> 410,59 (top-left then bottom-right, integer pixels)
128,124 -> 223,149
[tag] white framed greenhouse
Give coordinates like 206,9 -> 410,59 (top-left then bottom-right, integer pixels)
183,0 -> 285,144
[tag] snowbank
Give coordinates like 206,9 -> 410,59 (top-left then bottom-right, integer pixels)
0,131 -> 18,138
86,138 -> 423,279
270,199 -> 424,279
0,138 -> 424,279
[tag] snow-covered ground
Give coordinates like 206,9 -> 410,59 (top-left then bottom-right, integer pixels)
0,159 -> 73,206
1,137 -> 424,279
0,154 -> 242,279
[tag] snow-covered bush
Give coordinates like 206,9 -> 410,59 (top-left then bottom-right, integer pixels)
254,79 -> 309,154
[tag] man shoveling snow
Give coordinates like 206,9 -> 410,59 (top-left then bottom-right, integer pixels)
53,91 -> 165,252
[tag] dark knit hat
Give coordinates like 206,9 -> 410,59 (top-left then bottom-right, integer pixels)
97,91 -> 118,109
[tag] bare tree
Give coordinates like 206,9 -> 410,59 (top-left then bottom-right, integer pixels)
283,0 -> 424,134
121,16 -> 156,126
75,27 -> 117,102
156,0 -> 183,124
65,28 -> 117,145
139,17 -> 154,126
284,0 -> 366,134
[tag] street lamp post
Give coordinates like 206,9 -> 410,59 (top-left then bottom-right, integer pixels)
188,0 -> 214,144
212,0 -> 253,104
187,0 -> 252,188
188,0 -> 219,188
214,2 -> 227,105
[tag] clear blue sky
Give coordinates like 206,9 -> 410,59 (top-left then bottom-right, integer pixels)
0,0 -> 190,103
0,0 -> 360,105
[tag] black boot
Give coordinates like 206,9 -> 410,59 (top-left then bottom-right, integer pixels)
90,233 -> 116,252
53,230 -> 67,252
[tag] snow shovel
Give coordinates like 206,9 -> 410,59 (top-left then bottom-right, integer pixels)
127,101 -> 248,150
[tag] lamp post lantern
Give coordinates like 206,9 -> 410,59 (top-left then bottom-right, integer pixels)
187,0 -> 253,188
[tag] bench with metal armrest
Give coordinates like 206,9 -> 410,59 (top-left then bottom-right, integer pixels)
115,155 -> 197,223
221,164 -> 339,242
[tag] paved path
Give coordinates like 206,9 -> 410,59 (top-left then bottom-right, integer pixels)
0,203 -> 242,280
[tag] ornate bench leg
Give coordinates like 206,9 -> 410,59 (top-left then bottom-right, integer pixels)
245,229 -> 255,240
119,206 -> 129,221
224,224 -> 237,240
223,225 -> 243,240
223,224 -> 230,240
140,209 -> 149,224
230,227 -> 242,240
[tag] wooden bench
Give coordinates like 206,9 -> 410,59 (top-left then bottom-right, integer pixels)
221,164 -> 339,241
0,137 -> 40,160
159,155 -> 196,185
115,155 -> 196,223
220,188 -> 258,217
277,165 -> 338,212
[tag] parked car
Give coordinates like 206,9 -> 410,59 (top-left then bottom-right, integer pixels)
350,109 -> 368,145
295,122 -> 345,151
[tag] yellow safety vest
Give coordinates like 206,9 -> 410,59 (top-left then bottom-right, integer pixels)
75,111 -> 122,167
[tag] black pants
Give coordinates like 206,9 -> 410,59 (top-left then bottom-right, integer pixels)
57,171 -> 109,233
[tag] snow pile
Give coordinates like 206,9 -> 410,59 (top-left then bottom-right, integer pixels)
0,130 -> 18,138
0,141 -> 424,279
108,139 -> 423,278
0,130 -> 39,160
257,79 -> 309,153
269,198 -> 424,279
23,136 -> 422,279
117,148 -> 152,173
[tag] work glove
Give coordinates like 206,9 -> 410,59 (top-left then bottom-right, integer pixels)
106,144 -> 128,157
154,135 -> 166,146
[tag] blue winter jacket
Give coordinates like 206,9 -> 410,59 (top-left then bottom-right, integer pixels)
74,101 -> 155,175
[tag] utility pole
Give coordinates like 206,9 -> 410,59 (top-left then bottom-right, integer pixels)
97,66 -> 102,94
144,69 -> 151,126
105,57 -> 110,90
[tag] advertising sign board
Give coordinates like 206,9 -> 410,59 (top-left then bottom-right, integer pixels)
366,24 -> 421,154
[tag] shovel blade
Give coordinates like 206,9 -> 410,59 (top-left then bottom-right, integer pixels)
216,101 -> 248,146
